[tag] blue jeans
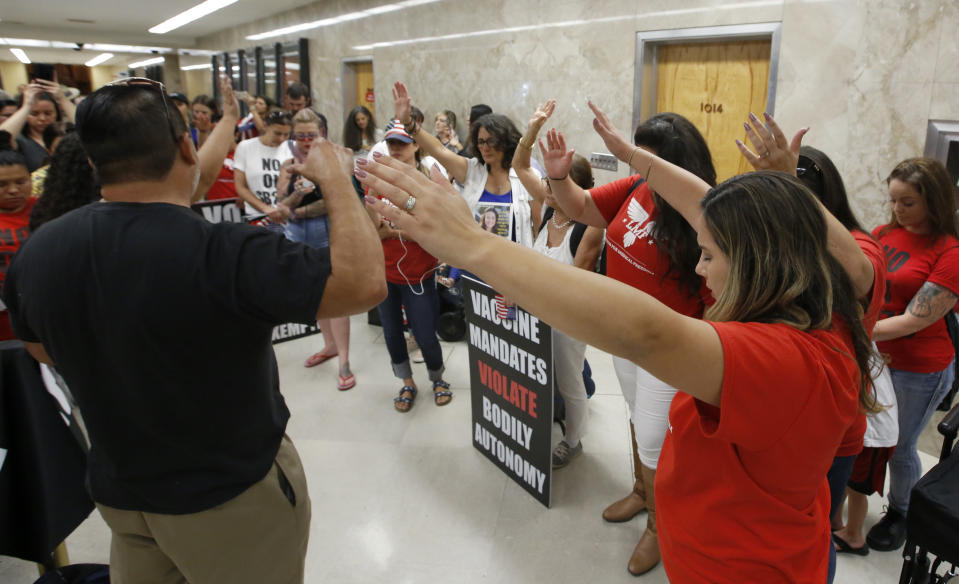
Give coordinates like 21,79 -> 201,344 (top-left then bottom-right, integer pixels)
887,360 -> 955,513
284,216 -> 330,248
377,277 -> 445,381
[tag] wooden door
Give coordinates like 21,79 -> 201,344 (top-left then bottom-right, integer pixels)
354,61 -> 374,118
655,40 -> 770,182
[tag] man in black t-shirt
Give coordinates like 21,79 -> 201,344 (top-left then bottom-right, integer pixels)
2,80 -> 385,583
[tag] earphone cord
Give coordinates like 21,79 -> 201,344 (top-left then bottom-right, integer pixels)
395,231 -> 441,295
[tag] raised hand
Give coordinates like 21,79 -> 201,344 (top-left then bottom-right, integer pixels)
293,138 -> 355,188
31,79 -> 62,100
736,112 -> 807,174
356,152 -> 482,267
539,128 -> 575,179
588,100 -> 633,162
218,74 -> 239,121
527,99 -> 556,136
392,81 -> 412,126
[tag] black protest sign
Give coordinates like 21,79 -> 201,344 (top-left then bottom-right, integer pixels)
192,198 -> 323,345
191,198 -> 246,224
464,277 -> 553,507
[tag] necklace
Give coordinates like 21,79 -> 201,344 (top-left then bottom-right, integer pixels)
551,213 -> 572,230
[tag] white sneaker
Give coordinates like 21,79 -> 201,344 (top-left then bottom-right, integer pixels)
552,440 -> 582,469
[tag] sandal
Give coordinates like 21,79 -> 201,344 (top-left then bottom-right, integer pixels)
432,380 -> 453,406
832,533 -> 869,556
304,350 -> 337,368
337,373 -> 356,391
394,385 -> 417,412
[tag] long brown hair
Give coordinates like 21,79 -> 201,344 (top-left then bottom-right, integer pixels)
880,157 -> 958,239
701,171 -> 878,413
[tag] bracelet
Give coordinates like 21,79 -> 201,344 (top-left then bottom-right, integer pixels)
518,138 -> 535,150
548,175 -> 568,181
626,146 -> 641,168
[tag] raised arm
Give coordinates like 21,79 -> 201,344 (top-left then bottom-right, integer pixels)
393,82 -> 468,183
301,142 -> 386,318
0,84 -> 41,146
357,154 -> 725,406
540,128 -> 608,228
589,101 -> 710,226
873,282 -> 959,342
514,100 -> 555,204
193,76 -> 239,202
738,113 -> 874,298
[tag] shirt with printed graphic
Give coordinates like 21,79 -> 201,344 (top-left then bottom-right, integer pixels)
590,176 -> 705,318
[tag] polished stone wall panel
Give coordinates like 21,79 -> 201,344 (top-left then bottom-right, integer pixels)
198,0 -> 957,230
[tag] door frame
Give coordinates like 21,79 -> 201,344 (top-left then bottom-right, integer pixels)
341,55 -> 373,121
632,23 -> 782,135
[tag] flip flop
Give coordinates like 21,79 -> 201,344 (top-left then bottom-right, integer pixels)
832,533 -> 869,556
304,350 -> 337,368
337,373 -> 356,391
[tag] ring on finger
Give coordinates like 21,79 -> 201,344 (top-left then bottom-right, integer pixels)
404,196 -> 417,212
761,150 -> 770,158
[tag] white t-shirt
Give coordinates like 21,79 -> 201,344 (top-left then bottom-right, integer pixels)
233,137 -> 293,206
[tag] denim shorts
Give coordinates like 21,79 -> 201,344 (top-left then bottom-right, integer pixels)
284,216 -> 330,249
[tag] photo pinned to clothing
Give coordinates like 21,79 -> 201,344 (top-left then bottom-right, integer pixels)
475,203 -> 512,239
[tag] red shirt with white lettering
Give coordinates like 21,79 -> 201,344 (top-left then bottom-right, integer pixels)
590,176 -> 705,317
657,317 -> 860,583
873,224 -> 959,373
836,230 -> 888,457
205,150 -> 237,201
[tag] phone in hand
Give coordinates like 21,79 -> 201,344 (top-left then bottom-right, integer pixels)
33,63 -> 55,82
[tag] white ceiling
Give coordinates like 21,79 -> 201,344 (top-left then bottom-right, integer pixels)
0,0 -> 319,65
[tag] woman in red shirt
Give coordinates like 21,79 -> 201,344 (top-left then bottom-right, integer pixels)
544,111 -> 715,575
0,137 -> 37,339
366,123 -> 452,411
356,101 -> 879,583
865,158 -> 959,551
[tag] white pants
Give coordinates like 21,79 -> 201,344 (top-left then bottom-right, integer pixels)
553,329 -> 588,447
613,356 -> 677,469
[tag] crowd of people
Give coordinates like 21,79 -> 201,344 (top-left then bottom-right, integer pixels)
0,70 -> 956,584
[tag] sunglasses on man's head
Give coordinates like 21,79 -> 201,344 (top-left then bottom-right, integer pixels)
104,77 -> 181,144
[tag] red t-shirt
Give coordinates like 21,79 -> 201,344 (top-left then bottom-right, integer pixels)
205,151 -> 237,201
657,318 -> 860,583
873,225 -> 959,372
590,176 -> 705,317
836,230 -> 888,457
0,198 -> 37,340
378,197 -> 437,285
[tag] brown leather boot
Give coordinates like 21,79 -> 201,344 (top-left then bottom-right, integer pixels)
627,465 -> 660,576
603,425 -> 646,522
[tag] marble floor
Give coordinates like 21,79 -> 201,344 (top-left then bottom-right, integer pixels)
0,313 -> 950,583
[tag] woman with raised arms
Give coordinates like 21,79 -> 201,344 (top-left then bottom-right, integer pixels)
354,101 -> 879,583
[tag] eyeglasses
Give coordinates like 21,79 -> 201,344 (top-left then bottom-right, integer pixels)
292,132 -> 319,140
105,76 -> 180,144
475,138 -> 498,148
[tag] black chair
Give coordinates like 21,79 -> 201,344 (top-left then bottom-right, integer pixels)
899,402 -> 959,583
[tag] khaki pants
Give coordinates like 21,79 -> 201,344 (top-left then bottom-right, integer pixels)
97,435 -> 311,584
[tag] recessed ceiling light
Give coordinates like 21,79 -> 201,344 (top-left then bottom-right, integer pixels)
85,53 -> 114,67
149,0 -> 239,34
9,48 -> 31,64
180,63 -> 212,71
129,56 -> 165,68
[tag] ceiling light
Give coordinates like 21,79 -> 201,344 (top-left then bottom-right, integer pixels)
129,56 -> 165,68
9,48 -> 30,64
0,38 -> 51,48
247,0 -> 441,40
85,53 -> 114,67
150,0 -> 240,34
180,63 -> 212,70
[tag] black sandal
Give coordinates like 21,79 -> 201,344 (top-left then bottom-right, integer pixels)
432,380 -> 453,406
394,385 -> 417,413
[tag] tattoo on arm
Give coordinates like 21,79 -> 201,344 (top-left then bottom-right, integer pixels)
907,281 -> 957,319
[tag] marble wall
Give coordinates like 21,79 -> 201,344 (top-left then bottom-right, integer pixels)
196,0 -> 959,230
